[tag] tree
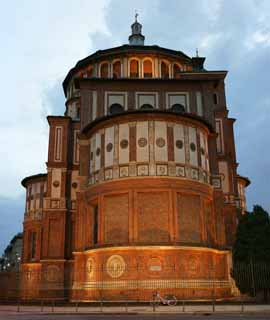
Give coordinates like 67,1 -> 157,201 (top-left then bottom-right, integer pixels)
232,205 -> 270,300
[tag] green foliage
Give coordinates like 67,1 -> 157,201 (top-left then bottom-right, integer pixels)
232,205 -> 270,296
233,205 -> 270,262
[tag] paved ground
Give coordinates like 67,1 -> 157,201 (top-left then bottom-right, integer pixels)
0,315 -> 270,320
1,304 -> 270,319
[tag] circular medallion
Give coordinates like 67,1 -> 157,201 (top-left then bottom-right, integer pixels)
53,180 -> 60,187
106,255 -> 126,278
120,139 -> 129,149
106,143 -> 113,152
175,140 -> 183,149
156,137 -> 165,148
138,137 -> 147,148
86,257 -> 95,278
46,265 -> 60,282
190,142 -> 196,152
72,182 -> 78,189
96,147 -> 101,156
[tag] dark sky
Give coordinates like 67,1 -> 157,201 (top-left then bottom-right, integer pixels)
0,0 -> 269,253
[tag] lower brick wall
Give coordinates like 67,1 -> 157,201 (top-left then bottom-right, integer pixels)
72,246 -> 231,301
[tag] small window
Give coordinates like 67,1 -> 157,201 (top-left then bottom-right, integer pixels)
143,60 -> 152,78
109,103 -> 124,115
140,104 -> 154,110
87,67 -> 93,77
130,59 -> 139,78
173,64 -> 182,78
161,61 -> 170,78
93,205 -> 98,245
30,231 -> 36,260
171,103 -> 185,113
100,63 -> 109,78
213,93 -> 218,105
76,107 -> 80,119
113,61 -> 121,78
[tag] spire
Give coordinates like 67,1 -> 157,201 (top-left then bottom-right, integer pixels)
129,12 -> 145,46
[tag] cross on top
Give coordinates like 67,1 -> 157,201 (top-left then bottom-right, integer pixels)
135,10 -> 138,22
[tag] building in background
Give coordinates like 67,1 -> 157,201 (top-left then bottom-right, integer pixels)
236,175 -> 250,215
0,233 -> 22,272
20,17 -> 250,301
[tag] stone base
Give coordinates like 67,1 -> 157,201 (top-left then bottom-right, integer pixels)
72,245 -> 232,301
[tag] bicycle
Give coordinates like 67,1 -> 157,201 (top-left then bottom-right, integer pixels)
150,291 -> 177,306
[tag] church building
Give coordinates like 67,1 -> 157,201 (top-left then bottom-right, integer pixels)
20,17 -> 249,300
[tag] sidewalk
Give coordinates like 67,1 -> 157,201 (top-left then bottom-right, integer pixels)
1,303 -> 270,315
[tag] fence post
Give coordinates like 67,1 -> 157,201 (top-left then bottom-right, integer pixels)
153,301 -> 156,312
212,298 -> 215,313
75,301 -> 79,312
182,300 -> 185,312
241,300 -> 244,313
250,257 -> 256,297
100,299 -> 103,312
51,300 -> 54,313
125,301 -> 128,312
41,300 -> 44,312
16,299 -> 20,313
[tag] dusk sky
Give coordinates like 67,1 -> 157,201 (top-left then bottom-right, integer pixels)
0,0 -> 269,253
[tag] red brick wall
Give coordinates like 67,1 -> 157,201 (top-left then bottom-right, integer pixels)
177,194 -> 201,243
103,193 -> 129,244
137,191 -> 170,243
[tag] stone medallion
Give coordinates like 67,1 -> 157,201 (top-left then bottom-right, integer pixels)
96,147 -> 101,156
53,180 -> 60,187
156,137 -> 165,148
72,182 -> 78,189
138,137 -> 147,148
175,139 -> 183,149
106,142 -> 113,152
86,257 -> 95,278
188,256 -> 200,275
120,139 -> 129,149
200,147 -> 205,155
148,257 -> 162,272
106,255 -> 126,278
46,265 -> 60,282
190,142 -> 196,152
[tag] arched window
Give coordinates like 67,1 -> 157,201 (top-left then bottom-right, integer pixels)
140,104 -> 154,110
173,64 -> 181,78
100,63 -> 109,78
87,67 -> 93,77
130,59 -> 139,78
171,103 -> 185,113
143,60 -> 152,78
161,61 -> 170,78
112,61 -> 121,78
109,103 -> 124,115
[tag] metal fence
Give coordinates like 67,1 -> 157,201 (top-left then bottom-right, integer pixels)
0,261 -> 270,312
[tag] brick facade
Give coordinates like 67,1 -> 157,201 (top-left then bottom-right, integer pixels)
19,31 -> 249,300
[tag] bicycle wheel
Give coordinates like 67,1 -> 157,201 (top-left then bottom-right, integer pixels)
166,295 -> 177,306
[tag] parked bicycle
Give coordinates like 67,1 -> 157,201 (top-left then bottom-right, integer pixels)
150,291 -> 177,306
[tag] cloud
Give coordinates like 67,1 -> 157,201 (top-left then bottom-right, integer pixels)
0,0 -> 109,199
0,0 -> 110,251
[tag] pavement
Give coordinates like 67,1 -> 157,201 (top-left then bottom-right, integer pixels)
1,303 -> 270,316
